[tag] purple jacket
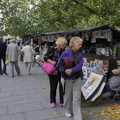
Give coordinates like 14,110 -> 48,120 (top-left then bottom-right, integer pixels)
57,49 -> 84,80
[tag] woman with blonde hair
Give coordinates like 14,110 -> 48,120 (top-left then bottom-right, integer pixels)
43,37 -> 68,108
57,37 -> 84,120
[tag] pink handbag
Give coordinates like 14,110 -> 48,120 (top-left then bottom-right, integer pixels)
41,61 -> 57,75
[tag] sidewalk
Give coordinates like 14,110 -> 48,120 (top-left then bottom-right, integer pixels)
0,61 -> 119,120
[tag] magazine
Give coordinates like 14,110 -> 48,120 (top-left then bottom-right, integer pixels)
82,67 -> 87,79
94,59 -> 109,74
96,48 -> 109,56
90,82 -> 106,101
86,68 -> 94,78
83,58 -> 89,67
82,67 -> 94,79
81,72 -> 104,100
96,48 -> 103,55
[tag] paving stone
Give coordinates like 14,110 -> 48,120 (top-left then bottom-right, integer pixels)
0,101 -> 20,107
8,102 -> 43,114
1,86 -> 23,92
0,85 -> 10,88
28,93 -> 49,99
0,113 -> 25,120
49,117 -> 73,120
0,92 -> 12,98
25,109 -> 61,120
12,89 -> 37,96
0,95 -> 29,102
0,107 -> 7,115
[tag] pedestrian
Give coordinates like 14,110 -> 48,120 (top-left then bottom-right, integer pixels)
6,39 -> 20,77
32,43 -> 40,67
21,41 -> 35,75
0,38 -> 7,75
43,37 -> 68,108
57,37 -> 84,120
33,43 -> 40,54
103,67 -> 120,99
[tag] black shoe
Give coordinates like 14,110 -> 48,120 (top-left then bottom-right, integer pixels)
108,95 -> 114,99
0,71 -> 3,75
18,73 -> 20,75
109,95 -> 118,100
3,72 -> 7,75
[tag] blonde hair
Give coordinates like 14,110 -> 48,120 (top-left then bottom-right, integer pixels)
69,37 -> 83,48
55,37 -> 68,46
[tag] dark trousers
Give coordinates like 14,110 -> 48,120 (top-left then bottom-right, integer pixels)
0,57 -> 6,75
48,72 -> 64,104
102,84 -> 116,96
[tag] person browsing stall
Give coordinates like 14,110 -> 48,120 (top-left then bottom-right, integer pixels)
43,37 -> 68,108
57,37 -> 84,120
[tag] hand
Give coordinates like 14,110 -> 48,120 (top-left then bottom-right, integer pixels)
51,61 -> 56,65
47,59 -> 56,65
65,69 -> 72,76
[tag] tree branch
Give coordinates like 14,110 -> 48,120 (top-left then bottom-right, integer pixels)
73,0 -> 98,15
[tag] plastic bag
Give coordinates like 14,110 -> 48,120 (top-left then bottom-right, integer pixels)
5,58 -> 9,65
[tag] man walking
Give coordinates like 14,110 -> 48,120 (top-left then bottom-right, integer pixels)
0,38 -> 7,75
6,39 -> 20,77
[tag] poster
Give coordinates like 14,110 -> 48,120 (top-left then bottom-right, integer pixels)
81,72 -> 104,100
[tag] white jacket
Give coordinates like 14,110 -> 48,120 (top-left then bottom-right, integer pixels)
21,45 -> 35,62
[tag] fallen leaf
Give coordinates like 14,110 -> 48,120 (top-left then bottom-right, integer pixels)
18,101 -> 22,104
54,112 -> 59,114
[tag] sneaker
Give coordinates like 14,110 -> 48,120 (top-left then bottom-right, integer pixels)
65,112 -> 72,118
50,102 -> 56,108
59,103 -> 64,107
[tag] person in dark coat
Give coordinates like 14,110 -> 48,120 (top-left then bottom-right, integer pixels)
32,43 -> 40,67
43,37 -> 68,108
0,38 -> 7,75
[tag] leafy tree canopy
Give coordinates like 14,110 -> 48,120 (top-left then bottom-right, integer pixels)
0,0 -> 119,37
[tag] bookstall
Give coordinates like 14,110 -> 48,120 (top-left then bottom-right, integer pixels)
39,25 -> 120,106
22,25 -> 120,106
81,53 -> 109,107
81,48 -> 119,106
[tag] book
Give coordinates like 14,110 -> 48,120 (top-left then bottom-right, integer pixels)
96,48 -> 109,56
94,59 -> 109,74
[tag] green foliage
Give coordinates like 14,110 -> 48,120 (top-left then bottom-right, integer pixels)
0,0 -> 119,37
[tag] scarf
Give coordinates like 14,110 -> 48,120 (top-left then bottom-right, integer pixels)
71,49 -> 80,65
